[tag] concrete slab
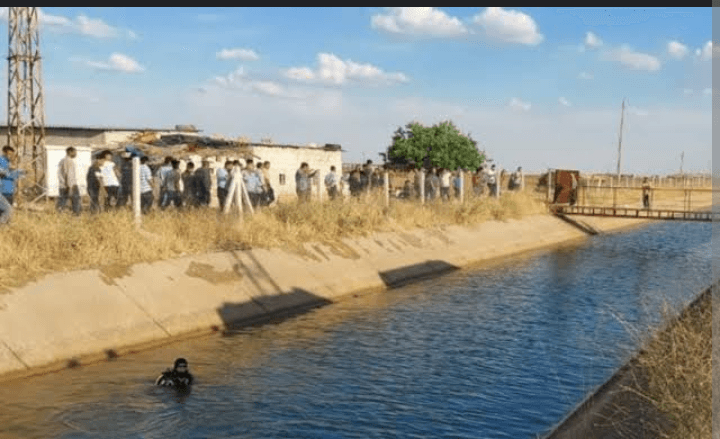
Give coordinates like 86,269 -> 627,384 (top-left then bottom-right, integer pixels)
0,270 -> 166,369
0,342 -> 26,375
113,252 -> 263,336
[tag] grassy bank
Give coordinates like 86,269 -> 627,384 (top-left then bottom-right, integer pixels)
628,288 -> 712,438
0,191 -> 546,291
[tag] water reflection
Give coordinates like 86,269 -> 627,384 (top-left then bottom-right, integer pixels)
0,221 -> 711,439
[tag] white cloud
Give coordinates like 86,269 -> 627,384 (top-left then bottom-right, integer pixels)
86,53 -> 144,73
285,53 -> 409,86
206,66 -> 303,99
216,48 -> 259,61
627,106 -> 648,116
578,71 -> 594,80
472,7 -> 543,46
0,8 -> 136,39
695,41 -> 715,61
284,67 -> 315,82
371,7 -> 469,37
605,45 -> 661,71
584,31 -> 602,49
559,97 -> 571,107
509,97 -> 531,111
667,40 -> 688,60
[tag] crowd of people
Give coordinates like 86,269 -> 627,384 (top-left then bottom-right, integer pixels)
0,144 -> 528,226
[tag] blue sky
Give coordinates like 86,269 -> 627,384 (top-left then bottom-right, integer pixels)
0,7 -> 713,173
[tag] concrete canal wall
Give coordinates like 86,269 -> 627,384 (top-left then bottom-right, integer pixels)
0,211 -> 690,382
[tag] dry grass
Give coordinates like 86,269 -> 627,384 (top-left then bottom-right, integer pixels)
0,190 -> 546,291
630,291 -> 712,438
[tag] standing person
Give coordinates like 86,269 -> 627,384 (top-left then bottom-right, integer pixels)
453,169 -> 463,199
216,161 -> 232,210
57,146 -> 82,215
324,166 -> 340,200
195,159 -> 213,207
182,162 -> 198,209
117,152 -> 134,208
243,160 -> 264,208
440,168 -> 451,201
86,155 -> 103,214
349,168 -> 362,198
413,167 -> 423,200
509,167 -> 522,191
642,177 -> 652,209
156,157 -> 173,208
486,164 -> 497,197
0,146 -> 23,226
100,151 -> 121,210
360,163 -> 371,195
139,156 -> 154,214
261,161 -> 275,206
162,160 -> 182,210
295,162 -> 317,203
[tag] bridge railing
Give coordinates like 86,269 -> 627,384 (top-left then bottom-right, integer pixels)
564,183 -> 716,212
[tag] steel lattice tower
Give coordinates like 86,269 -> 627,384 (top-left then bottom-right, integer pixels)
7,7 -> 46,199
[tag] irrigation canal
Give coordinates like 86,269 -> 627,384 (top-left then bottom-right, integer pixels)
0,220 -> 712,438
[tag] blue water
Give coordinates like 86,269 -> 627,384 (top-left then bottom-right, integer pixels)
0,221 -> 712,439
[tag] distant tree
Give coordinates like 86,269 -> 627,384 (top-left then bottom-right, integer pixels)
385,121 -> 485,170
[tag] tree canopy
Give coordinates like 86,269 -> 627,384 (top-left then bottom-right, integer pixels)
385,121 -> 485,170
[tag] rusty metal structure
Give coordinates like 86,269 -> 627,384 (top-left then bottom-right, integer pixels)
7,7 -> 46,199
550,204 -> 717,222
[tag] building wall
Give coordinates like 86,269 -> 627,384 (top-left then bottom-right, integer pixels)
250,145 -> 342,201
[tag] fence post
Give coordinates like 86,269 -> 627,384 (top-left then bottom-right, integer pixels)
223,170 -> 237,215
520,169 -> 525,192
546,169 -> 552,203
240,177 -> 253,216
612,176 -> 617,207
496,166 -> 502,198
235,171 -> 244,222
132,156 -> 140,226
384,171 -> 389,208
419,169 -> 425,205
317,175 -> 323,203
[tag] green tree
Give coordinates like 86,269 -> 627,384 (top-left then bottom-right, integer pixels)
385,121 -> 485,170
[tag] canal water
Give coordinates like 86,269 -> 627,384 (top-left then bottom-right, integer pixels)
0,221 -> 712,439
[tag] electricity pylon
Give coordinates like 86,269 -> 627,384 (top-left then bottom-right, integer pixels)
7,7 -> 46,200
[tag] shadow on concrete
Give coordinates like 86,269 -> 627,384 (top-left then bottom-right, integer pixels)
379,260 -> 460,288
553,213 -> 600,236
217,287 -> 332,334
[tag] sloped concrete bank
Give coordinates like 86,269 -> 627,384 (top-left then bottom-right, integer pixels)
0,211 -> 679,383
542,283 -> 714,439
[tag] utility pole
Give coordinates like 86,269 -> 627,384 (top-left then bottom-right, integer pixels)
616,98 -> 625,179
7,7 -> 46,200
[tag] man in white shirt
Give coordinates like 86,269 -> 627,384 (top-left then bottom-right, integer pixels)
486,164 -> 498,198
100,151 -> 121,209
324,166 -> 340,200
216,161 -> 232,210
57,146 -> 81,215
440,168 -> 451,201
156,156 -> 173,208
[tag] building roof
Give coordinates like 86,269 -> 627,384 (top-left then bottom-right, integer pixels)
249,142 -> 343,152
0,125 -> 201,133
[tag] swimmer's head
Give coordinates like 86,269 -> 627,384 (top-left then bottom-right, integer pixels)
174,358 -> 189,372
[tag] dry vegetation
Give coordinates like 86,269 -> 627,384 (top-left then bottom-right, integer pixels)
628,290 -> 712,438
0,190 -> 546,291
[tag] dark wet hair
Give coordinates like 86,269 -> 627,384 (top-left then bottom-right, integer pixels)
174,358 -> 188,369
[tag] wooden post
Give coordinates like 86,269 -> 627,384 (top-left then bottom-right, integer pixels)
223,170 -> 237,215
419,169 -> 425,205
317,175 -> 323,203
520,169 -> 525,191
546,169 -> 552,203
132,156 -> 141,226
240,177 -> 253,216
458,171 -> 464,203
235,171 -> 244,222
496,166 -> 502,198
612,176 -> 617,207
384,171 -> 389,208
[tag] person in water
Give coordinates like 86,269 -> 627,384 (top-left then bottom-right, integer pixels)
155,358 -> 194,387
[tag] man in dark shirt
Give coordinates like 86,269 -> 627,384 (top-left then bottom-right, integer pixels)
155,358 -> 194,388
117,153 -> 134,208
